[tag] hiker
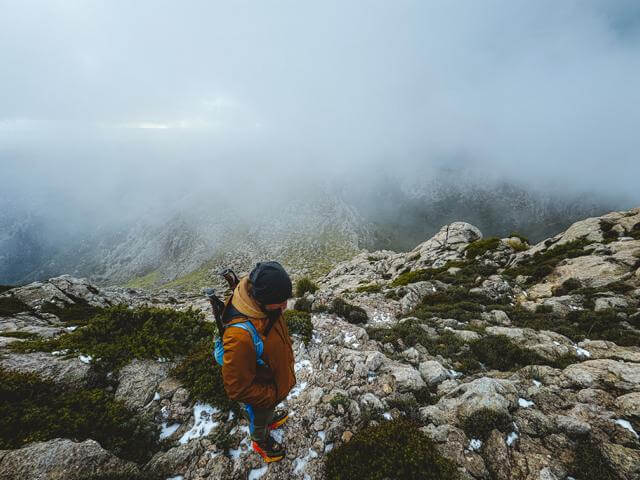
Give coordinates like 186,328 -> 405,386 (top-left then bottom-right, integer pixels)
220,261 -> 296,463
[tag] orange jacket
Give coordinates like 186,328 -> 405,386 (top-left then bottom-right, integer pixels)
221,276 -> 296,408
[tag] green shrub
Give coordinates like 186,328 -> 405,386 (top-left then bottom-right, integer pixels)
0,331 -> 39,339
330,298 -> 368,324
284,309 -> 313,344
0,368 -> 160,463
295,277 -> 318,297
461,408 -> 511,441
631,222 -> 640,240
469,335 -> 575,371
171,337 -> 238,414
40,294 -> 105,325
0,285 -> 17,294
330,393 -> 351,410
0,295 -> 31,316
293,296 -> 313,312
551,278 -> 582,296
600,219 -> 619,243
10,305 -> 215,374
355,284 -> 382,294
465,237 -> 501,259
410,286 -> 500,323
391,261 -> 498,288
503,238 -> 593,285
570,438 -> 619,480
325,419 -> 459,480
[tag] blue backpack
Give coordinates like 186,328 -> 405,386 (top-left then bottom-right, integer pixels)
213,319 -> 265,366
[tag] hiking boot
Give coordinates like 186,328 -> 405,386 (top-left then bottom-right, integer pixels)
252,436 -> 286,463
268,410 -> 289,430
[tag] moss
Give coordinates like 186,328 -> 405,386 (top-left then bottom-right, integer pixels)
329,393 -> 351,410
387,388 -> 438,421
0,331 -> 39,339
0,295 -> 31,316
551,277 -> 583,296
11,305 -> 215,374
600,219 -> 619,243
325,419 -> 459,480
469,335 -> 575,371
410,286 -> 500,323
570,438 -> 619,480
284,309 -> 313,344
384,290 -> 400,300
330,298 -> 368,324
355,284 -> 382,294
293,297 -> 313,312
41,294 -> 105,326
295,277 -> 318,297
465,237 -> 501,259
391,261 -> 497,288
171,337 -> 238,414
0,368 -> 160,463
461,408 -> 511,441
367,255 -> 378,262
503,237 -> 594,285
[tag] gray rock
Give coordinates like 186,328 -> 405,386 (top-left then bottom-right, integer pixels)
360,393 -> 384,411
0,352 -> 92,387
115,359 -> 171,411
146,441 -> 203,476
594,296 -> 630,312
0,438 -> 138,480
443,377 -> 518,423
554,414 -> 591,436
384,363 -> 426,392
418,360 -> 449,386
481,309 -> 511,326
615,392 -> 640,420
562,359 -> 640,392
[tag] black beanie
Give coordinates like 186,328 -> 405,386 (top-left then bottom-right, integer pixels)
249,261 -> 292,305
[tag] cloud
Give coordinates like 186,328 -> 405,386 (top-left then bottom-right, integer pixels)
1,0 -> 639,219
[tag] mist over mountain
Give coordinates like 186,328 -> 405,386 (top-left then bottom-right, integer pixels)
1,166 -> 631,288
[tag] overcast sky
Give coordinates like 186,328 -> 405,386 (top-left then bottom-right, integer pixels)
1,0 -> 639,221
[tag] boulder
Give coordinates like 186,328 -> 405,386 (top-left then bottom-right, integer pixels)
418,360 -> 449,386
0,438 -> 138,480
0,352 -> 92,387
562,359 -> 640,392
115,359 -> 172,411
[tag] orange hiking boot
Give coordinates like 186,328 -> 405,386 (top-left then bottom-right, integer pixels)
268,410 -> 289,430
252,436 -> 286,463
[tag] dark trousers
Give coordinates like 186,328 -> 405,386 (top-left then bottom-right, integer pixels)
244,403 -> 274,443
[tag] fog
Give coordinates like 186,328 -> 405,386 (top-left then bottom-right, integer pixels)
1,0 -> 640,225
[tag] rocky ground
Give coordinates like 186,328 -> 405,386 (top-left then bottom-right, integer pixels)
1,207 -> 639,480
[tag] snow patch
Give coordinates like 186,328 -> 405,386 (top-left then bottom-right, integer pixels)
248,466 -> 268,480
506,431 -> 519,446
382,412 -> 392,420
325,443 -> 334,453
293,448 -> 319,475
518,398 -> 535,408
65,326 -> 77,332
79,354 -> 92,364
532,380 -> 542,387
287,381 -> 307,400
574,346 -> 591,358
153,392 -> 161,401
166,476 -> 184,480
448,369 -> 462,379
160,422 -> 181,440
468,439 -> 482,451
615,419 -> 639,438
295,359 -> 313,373
270,428 -> 284,444
179,403 -> 220,444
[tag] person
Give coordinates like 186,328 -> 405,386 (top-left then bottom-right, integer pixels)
220,261 -> 296,463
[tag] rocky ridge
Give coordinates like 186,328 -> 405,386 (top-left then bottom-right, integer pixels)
0,207 -> 639,479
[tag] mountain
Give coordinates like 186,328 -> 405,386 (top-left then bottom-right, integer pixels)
1,170 -> 632,290
1,206 -> 639,479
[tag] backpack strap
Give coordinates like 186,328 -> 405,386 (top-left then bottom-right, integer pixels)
225,321 -> 265,366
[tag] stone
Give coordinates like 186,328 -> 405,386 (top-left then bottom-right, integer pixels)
384,364 -> 426,392
146,441 -> 203,476
0,352 -> 92,387
554,414 -> 591,436
360,393 -> 384,411
418,360 -> 449,386
115,359 -> 171,411
0,438 -> 139,480
615,392 -> 640,419
562,360 -> 640,392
